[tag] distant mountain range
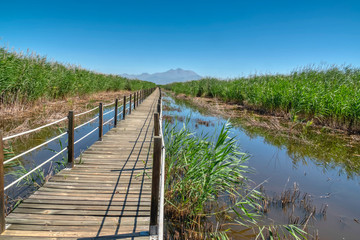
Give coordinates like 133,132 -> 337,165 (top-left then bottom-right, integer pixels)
120,68 -> 202,85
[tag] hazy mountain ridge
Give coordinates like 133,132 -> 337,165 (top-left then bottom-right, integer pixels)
121,68 -> 202,84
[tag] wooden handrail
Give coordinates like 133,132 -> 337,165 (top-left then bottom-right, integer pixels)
150,135 -> 162,234
150,89 -> 164,238
114,99 -> 118,127
0,131 -> 5,234
123,96 -> 126,120
99,103 -> 103,141
67,111 -> 75,168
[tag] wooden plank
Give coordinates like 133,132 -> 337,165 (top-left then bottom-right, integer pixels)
7,224 -> 148,232
0,236 -> 150,240
0,230 -> 148,238
15,203 -> 151,211
12,209 -> 151,217
22,199 -> 151,206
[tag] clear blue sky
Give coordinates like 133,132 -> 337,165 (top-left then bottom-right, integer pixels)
1,0 -> 359,78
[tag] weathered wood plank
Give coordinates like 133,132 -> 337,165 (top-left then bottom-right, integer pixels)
15,203 -> 151,211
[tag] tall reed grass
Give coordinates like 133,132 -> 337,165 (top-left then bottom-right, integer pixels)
164,121 -> 306,239
164,65 -> 360,132
0,47 -> 155,105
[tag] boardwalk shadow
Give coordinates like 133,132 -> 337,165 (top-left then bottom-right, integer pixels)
93,97 -> 156,239
78,231 -> 149,239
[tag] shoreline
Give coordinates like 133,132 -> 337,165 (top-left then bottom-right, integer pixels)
166,91 -> 360,143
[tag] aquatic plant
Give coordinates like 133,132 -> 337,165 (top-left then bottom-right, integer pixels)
164,120 -> 307,239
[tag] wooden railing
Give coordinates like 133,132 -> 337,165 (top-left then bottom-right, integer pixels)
150,88 -> 165,239
0,87 -> 156,233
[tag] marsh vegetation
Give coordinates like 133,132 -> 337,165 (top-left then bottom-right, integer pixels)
164,66 -> 360,133
0,47 -> 155,105
164,120 -> 311,239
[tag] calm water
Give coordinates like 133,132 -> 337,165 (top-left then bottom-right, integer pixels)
163,94 -> 360,240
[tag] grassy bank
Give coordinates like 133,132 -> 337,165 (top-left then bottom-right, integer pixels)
164,66 -> 360,132
0,47 -> 155,105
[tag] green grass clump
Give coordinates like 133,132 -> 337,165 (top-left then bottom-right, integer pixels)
0,47 -> 156,104
164,65 -> 360,132
164,121 -> 306,239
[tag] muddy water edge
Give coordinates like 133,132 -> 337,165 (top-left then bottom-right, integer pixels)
163,93 -> 360,239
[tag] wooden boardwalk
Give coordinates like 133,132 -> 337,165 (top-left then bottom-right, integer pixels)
0,90 -> 160,239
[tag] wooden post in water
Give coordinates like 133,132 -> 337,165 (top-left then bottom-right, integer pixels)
123,96 -> 126,120
99,103 -> 103,141
150,136 -> 162,234
67,111 -> 75,168
0,131 -> 5,234
154,113 -> 160,136
114,99 -> 118,127
129,94 -> 132,114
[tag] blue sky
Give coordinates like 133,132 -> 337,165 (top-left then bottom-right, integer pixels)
1,0 -> 359,78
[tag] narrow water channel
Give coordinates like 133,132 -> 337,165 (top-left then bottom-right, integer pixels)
163,94 -> 360,240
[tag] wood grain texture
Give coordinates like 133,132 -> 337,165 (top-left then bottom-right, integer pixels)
0,89 -> 159,239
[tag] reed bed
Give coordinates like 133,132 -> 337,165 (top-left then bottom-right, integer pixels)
0,47 -> 155,105
164,66 -> 360,132
163,121 -> 306,239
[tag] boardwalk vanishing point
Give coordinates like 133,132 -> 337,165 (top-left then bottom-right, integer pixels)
0,88 -> 163,239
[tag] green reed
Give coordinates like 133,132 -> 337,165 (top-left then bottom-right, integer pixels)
164,121 -> 306,239
164,65 -> 360,132
0,47 -> 156,105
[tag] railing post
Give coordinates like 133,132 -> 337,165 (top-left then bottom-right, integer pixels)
133,92 -> 136,110
150,136 -> 162,235
0,131 -> 5,233
67,111 -> 75,168
129,94 -> 132,114
136,92 -> 138,107
123,96 -> 126,120
99,103 -> 103,141
114,99 -> 118,127
154,113 -> 160,136
157,99 -> 161,114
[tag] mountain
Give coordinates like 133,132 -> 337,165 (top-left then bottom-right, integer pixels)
121,68 -> 202,85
